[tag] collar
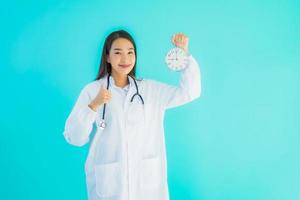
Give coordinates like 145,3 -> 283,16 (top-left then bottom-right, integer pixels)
101,74 -> 135,91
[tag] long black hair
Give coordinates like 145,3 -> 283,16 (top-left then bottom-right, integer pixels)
95,30 -> 137,80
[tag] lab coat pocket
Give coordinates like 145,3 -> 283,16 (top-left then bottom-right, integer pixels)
95,162 -> 122,197
140,156 -> 162,190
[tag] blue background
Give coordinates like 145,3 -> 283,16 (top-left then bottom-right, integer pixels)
1,0 -> 299,199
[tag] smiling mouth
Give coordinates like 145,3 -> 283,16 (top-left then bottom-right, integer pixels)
118,64 -> 132,68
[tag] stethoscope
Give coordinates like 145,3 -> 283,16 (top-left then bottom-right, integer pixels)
97,73 -> 144,129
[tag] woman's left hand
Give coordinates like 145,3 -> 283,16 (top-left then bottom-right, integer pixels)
172,33 -> 189,53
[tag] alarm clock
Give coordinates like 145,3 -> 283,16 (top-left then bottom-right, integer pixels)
165,47 -> 188,71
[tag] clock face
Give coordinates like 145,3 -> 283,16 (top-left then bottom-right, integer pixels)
165,47 -> 188,71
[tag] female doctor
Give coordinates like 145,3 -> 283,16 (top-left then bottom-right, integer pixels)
63,30 -> 201,200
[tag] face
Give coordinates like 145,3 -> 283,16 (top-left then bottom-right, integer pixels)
107,38 -> 136,77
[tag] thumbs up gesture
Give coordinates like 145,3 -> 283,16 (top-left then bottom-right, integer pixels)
88,85 -> 112,112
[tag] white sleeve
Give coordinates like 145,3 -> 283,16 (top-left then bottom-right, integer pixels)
158,55 -> 202,109
63,85 -> 98,147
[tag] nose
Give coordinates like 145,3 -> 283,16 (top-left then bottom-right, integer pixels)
120,54 -> 130,63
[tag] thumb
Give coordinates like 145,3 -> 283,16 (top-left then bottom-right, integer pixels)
98,84 -> 105,94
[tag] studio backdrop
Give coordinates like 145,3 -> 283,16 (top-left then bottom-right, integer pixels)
1,0 -> 299,199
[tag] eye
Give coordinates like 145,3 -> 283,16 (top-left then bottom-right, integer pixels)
128,51 -> 134,54
115,52 -> 121,54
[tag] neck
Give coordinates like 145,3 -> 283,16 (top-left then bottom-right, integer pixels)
111,73 -> 128,88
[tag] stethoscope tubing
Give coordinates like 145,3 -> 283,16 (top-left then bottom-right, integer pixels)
98,74 -> 144,129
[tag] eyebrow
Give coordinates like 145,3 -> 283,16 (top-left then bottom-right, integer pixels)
113,48 -> 135,51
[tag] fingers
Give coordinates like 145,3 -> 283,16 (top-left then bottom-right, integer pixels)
103,90 -> 112,100
96,85 -> 112,104
172,33 -> 189,44
172,33 -> 189,52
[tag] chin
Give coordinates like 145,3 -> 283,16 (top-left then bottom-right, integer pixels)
119,68 -> 133,75
116,70 -> 131,76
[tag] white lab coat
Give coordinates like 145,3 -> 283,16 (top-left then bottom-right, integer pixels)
63,54 -> 201,200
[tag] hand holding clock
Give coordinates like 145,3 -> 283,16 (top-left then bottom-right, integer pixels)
165,33 -> 190,71
172,33 -> 189,53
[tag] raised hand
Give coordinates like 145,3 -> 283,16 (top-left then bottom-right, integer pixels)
172,33 -> 189,53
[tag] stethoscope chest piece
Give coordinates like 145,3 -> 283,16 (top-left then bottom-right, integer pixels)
97,119 -> 106,129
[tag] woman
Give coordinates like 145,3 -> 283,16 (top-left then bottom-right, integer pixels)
63,29 -> 201,200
